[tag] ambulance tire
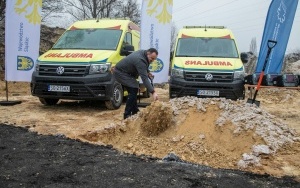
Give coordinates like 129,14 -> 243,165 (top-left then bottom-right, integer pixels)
169,87 -> 175,99
39,98 -> 59,105
239,88 -> 246,100
105,82 -> 123,110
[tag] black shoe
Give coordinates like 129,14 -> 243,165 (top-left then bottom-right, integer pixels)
124,113 -> 131,119
132,109 -> 140,115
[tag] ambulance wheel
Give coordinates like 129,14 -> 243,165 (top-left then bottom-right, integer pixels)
105,82 -> 123,110
169,87 -> 175,99
239,88 -> 246,100
39,98 -> 59,105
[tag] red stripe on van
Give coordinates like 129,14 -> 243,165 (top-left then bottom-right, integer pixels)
69,26 -> 78,30
181,34 -> 192,38
221,35 -> 231,39
128,23 -> 141,31
108,25 -> 122,30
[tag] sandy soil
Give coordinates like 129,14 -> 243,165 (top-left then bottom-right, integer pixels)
1,77 -> 300,181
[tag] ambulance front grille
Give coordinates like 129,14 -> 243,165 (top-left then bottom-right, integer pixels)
38,65 -> 89,77
184,71 -> 233,82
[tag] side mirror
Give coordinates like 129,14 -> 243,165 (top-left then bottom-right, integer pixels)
120,44 -> 134,56
240,52 -> 249,63
170,51 -> 174,62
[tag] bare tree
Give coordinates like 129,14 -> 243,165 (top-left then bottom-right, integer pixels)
249,37 -> 257,56
0,0 -> 5,22
170,22 -> 177,52
0,0 -> 65,25
63,0 -> 118,20
114,0 -> 141,25
42,0 -> 64,25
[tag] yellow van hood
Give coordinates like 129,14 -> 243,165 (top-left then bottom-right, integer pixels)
173,57 -> 243,71
38,50 -> 115,63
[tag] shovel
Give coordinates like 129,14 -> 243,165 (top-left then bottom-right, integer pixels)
137,76 -> 154,108
247,40 -> 277,106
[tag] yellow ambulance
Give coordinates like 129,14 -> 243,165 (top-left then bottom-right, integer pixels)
31,19 -> 140,109
169,26 -> 248,100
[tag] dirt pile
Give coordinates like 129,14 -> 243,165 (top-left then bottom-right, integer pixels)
78,97 -> 300,177
139,101 -> 173,136
282,53 -> 300,74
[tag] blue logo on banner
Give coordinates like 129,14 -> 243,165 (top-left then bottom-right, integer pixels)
255,0 -> 298,74
149,58 -> 164,73
17,56 -> 34,71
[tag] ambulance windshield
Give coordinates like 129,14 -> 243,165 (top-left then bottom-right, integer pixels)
175,38 -> 239,58
52,29 -> 122,50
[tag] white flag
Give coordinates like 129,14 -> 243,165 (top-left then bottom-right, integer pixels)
5,0 -> 42,82
140,0 -> 173,83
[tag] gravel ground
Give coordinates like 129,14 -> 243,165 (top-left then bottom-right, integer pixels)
0,124 -> 299,188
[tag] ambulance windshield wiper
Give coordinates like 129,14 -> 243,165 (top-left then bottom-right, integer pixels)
51,47 -> 85,50
176,55 -> 198,57
52,47 -> 103,50
51,48 -> 66,50
204,55 -> 224,58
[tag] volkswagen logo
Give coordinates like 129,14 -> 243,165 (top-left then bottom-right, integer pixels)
205,73 -> 213,81
56,66 -> 64,75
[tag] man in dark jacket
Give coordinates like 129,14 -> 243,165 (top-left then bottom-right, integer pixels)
113,48 -> 159,119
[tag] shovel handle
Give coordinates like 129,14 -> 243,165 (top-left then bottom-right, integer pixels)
256,71 -> 264,90
250,40 -> 277,105
267,40 -> 277,49
262,40 -> 277,71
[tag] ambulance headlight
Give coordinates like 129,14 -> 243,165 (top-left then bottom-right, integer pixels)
35,62 -> 40,72
171,68 -> 184,78
89,63 -> 111,74
234,71 -> 245,80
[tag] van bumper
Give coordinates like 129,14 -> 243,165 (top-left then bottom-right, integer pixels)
169,77 -> 245,100
31,72 -> 114,100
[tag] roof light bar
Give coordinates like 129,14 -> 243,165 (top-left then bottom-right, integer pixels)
184,26 -> 225,29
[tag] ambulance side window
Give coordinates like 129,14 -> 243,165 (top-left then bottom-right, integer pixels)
123,32 -> 132,46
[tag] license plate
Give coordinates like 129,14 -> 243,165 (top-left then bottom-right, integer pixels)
48,85 -> 70,92
197,90 -> 219,96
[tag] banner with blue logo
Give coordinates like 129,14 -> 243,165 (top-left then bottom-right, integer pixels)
5,0 -> 42,82
255,0 -> 298,74
140,0 -> 173,83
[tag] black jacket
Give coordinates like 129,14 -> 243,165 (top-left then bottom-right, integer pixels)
113,50 -> 154,93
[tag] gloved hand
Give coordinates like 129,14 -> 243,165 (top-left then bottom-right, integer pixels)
111,66 -> 115,73
148,72 -> 155,80
152,91 -> 159,101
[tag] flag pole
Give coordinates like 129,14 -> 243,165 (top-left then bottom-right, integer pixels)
0,80 -> 22,106
5,80 -> 8,101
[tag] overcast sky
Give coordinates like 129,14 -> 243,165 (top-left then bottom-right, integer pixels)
138,0 -> 300,53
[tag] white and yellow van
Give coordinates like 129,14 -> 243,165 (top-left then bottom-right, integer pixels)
169,26 -> 248,100
31,19 -> 140,109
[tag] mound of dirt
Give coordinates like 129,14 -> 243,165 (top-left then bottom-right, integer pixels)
139,101 -> 173,136
283,60 -> 300,75
79,97 -> 300,178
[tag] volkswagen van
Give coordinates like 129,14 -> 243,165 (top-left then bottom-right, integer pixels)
31,19 -> 140,109
169,26 -> 248,100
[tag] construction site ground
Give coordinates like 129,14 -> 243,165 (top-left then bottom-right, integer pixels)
0,78 -> 300,187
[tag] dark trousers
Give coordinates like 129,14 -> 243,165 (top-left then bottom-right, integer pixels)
124,86 -> 139,119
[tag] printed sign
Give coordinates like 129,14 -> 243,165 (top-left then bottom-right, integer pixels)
256,0 -> 298,74
140,0 -> 173,83
5,0 -> 42,81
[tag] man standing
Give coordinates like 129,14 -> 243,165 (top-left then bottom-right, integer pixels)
113,48 -> 159,119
